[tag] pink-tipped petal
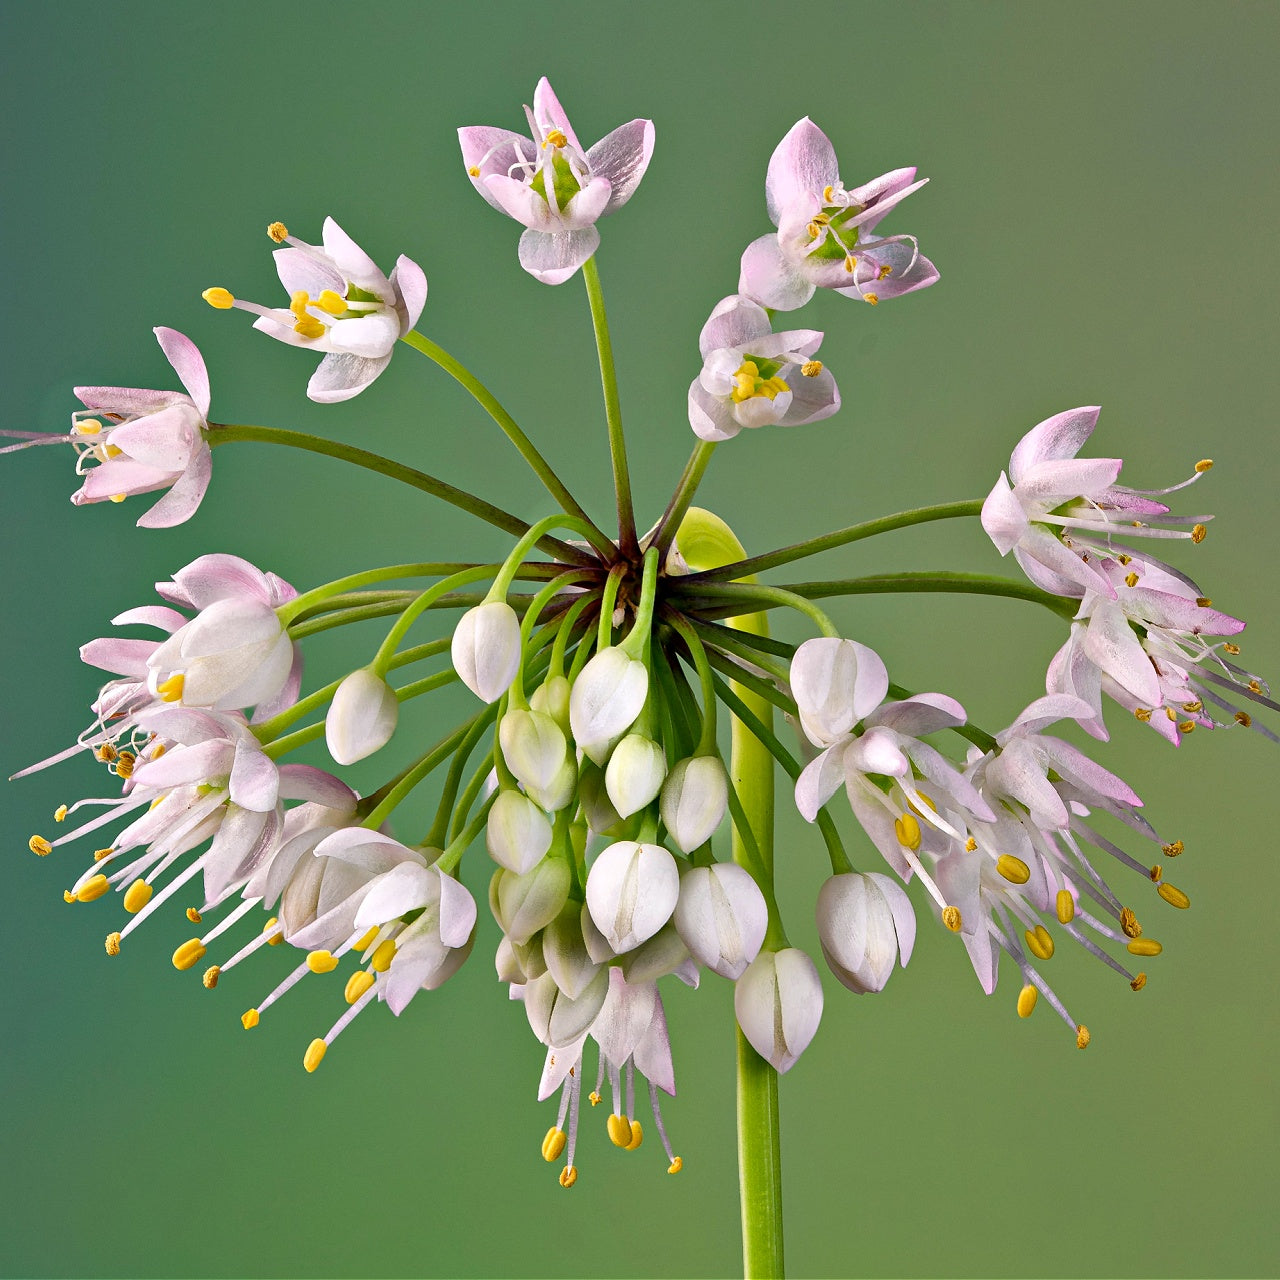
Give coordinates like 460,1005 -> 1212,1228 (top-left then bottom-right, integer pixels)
586,118 -> 655,213
306,352 -> 393,404
391,255 -> 428,333
153,328 -> 211,419
1009,407 -> 1102,484
137,443 -> 212,528
765,118 -> 839,225
739,234 -> 815,312
517,226 -> 599,285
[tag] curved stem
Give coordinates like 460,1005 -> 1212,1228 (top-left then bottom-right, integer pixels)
208,424 -> 592,566
682,498 -> 985,582
651,440 -> 718,557
779,572 -> 1077,619
371,567 -> 498,672
398,331 -> 615,559
667,615 -> 717,754
581,256 -> 638,557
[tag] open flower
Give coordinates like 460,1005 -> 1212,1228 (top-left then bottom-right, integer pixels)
687,295 -> 839,441
203,218 -> 427,403
459,77 -> 654,284
739,117 -> 937,311
1,328 -> 213,527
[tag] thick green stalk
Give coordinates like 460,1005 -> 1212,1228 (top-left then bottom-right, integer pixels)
581,256 -> 638,557
682,498 -> 985,582
208,424 -> 592,566
398,331 -> 614,558
651,440 -> 718,556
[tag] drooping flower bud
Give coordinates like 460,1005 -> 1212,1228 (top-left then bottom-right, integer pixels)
569,648 -> 649,764
660,756 -> 729,853
524,967 -> 610,1048
674,862 -> 768,980
604,733 -> 668,819
529,754 -> 578,814
499,708 -> 569,793
451,600 -> 522,702
578,761 -> 625,836
529,673 -> 571,734
542,904 -> 603,1000
585,840 -> 680,954
789,636 -> 888,747
815,872 -> 916,993
325,667 -> 399,765
620,921 -> 695,985
485,789 -> 554,874
494,855 -> 572,945
734,948 -> 824,1073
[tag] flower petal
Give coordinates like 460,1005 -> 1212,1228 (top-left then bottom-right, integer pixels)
587,118 -> 655,213
516,226 -> 600,285
1009,407 -> 1101,485
306,351 -> 393,404
153,328 -> 211,419
765,118 -> 839,225
738,234 -> 815,311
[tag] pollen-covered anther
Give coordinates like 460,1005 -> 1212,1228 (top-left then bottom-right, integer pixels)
63,891 -> 75,903
314,290 -> 347,316
1125,572 -> 1140,588
122,879 -> 153,913
1195,597 -> 1213,608
202,287 -> 235,310
75,874 -> 110,903
1183,701 -> 1203,713
864,292 -> 879,305
542,1127 -> 567,1162
1119,907 -> 1142,938
625,1120 -> 644,1151
1178,720 -> 1196,735
307,949 -> 340,974
155,674 -> 185,703
1055,889 -> 1075,924
94,847 -> 113,862
543,128 -> 568,148
996,854 -> 1030,885
467,165 -> 480,177
1127,937 -> 1163,957
172,938 -> 207,970
894,813 -> 922,851
1162,840 -> 1184,858
29,835 -> 52,857
303,1038 -> 327,1073
1017,985 -> 1038,1018
964,836 -> 977,852
1235,711 -> 1253,727
266,221 -> 289,242
293,316 -> 326,340
370,939 -> 397,972
668,1156 -> 683,1174
114,752 -> 135,779
54,805 -> 68,823
588,1091 -> 602,1107
1134,708 -> 1153,722
1131,972 -> 1148,991
94,744 -> 118,763
187,907 -> 203,923
1157,882 -> 1190,910
344,971 -> 375,1004
105,932 -> 121,956
606,1113 -> 632,1148
843,254 -> 857,273
1195,458 -> 1214,472
1191,523 -> 1207,543
558,1166 -> 578,1189
1076,1025 -> 1091,1050
1024,925 -> 1055,960
942,905 -> 963,933
241,1008 -> 260,1030
877,264 -> 893,280
800,360 -> 823,377
202,966 -> 220,989
1149,864 -> 1163,882
263,917 -> 284,945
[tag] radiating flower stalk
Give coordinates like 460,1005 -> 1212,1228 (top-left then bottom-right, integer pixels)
6,78 -> 1275,1280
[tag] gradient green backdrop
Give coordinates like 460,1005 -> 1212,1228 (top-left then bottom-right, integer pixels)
2,3 -> 1277,1277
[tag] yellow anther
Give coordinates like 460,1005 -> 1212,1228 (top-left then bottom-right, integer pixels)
108,493 -> 127,503
105,932 -> 121,956
1055,889 -> 1075,924
122,879 -> 153,914
1157,882 -> 1190,910
307,949 -> 340,974
74,419 -> 103,435
353,927 -> 379,953
1195,597 -> 1213,609
263,917 -> 284,944
1166,707 -> 1178,721
1224,643 -> 1241,656
114,752 -> 135,779
1017,985 -> 1038,1018
1117,553 -> 1132,565
1119,907 -> 1142,938
542,1127 -> 567,1162
625,1120 -> 644,1151
1127,937 -> 1163,957
1149,863 -> 1163,882
607,1113 -> 632,1148
63,890 -> 75,903
289,290 -> 311,317
1235,711 -> 1253,727
241,1008 -> 260,1030
54,804 -> 68,823
911,792 -> 937,814
877,264 -> 893,279
588,1091 -> 602,1107
1076,1025 -> 1091,1050
1130,972 -> 1148,991
370,939 -> 397,972
544,128 -> 568,148
29,835 -> 52,857
822,185 -> 836,202
558,1166 -> 578,1189
467,165 -> 480,177
1024,925 -> 1055,960
76,874 -> 110,903
186,906 -> 203,923
996,854 -> 1031,885
1191,523 -> 1207,543
94,847 -> 114,862
800,360 -> 823,377
894,813 -> 922,851
303,1038 -> 327,1073
104,444 -> 124,459
942,906 -> 962,933
172,938 -> 207,970
1162,840 -> 1184,858
1195,458 -> 1214,472
202,287 -> 235,310
267,221 -> 289,242
156,674 -> 185,703
1182,701 -> 1203,713
668,1156 -> 683,1174
1135,707 -> 1151,722
811,212 -> 831,226
1124,572 -> 1140,588
293,317 -> 326,340
202,966 -> 220,989
344,971 -> 376,1004
96,743 -> 118,763
964,837 -> 977,852
844,254 -> 857,273
864,292 -> 879,305
1178,720 -> 1196,735
314,289 -> 347,316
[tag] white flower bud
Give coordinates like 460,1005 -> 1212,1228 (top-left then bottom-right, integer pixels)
578,762 -> 625,836
495,935 -> 526,984
485,789 -> 553,874
789,636 -> 888,747
660,756 -> 729,853
513,934 -> 548,980
529,674 -> 571,733
499,708 -> 568,792
815,872 -> 915,993
734,948 -> 824,1073
580,901 -> 614,964
324,667 -> 399,765
620,921 -> 692,985
451,600 -> 523,702
570,648 -> 649,764
674,863 -> 768,980
585,840 -> 680,954
495,855 -> 572,946
524,967 -> 610,1048
542,905 -> 603,999
605,733 -> 668,818
529,754 -> 577,813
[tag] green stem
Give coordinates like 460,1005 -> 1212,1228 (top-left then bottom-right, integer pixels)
651,440 -> 718,557
666,615 -> 718,755
771,572 -> 1075,619
619,548 -> 660,659
371,567 -> 499,672
682,498 -> 985,582
398,331 -> 614,559
581,256 -> 638,557
208,424 -> 592,566
677,582 -> 838,637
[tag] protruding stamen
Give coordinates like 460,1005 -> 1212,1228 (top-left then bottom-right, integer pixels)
267,221 -> 289,242
1134,708 -> 1153,722
543,128 -> 568,148
1157,882 -> 1190,909
114,752 -> 135,779
558,1166 -> 578,1188
942,905 -> 963,932
187,906 -> 203,923
1191,524 -> 1207,543
76,874 -> 110,903
344,971 -> 375,1004
1130,972 -> 1148,991
1127,937 -> 1163,957
202,966 -> 220,989
864,293 -> 879,305
54,805 -> 68,823
542,1128 -> 567,1162
1076,1025 -> 1091,1050
1195,459 -> 1213,472
172,938 -> 207,971
202,287 -> 235,310
63,891 -> 75,903
1024,925 -> 1055,960
264,917 -> 284,945
303,1038 -> 327,1073
307,949 -> 340,974
1055,890 -> 1075,924
370,939 -> 397,972
625,1120 -> 644,1151
607,1113 -> 631,1148
1235,711 -> 1253,727
1119,907 -> 1142,938
29,835 -> 52,857
105,932 -> 121,956
294,317 -> 326,340
1017,984 -> 1038,1018
122,879 -> 153,914
997,854 -> 1030,884
241,1008 -> 260,1029
467,165 -> 480,177
801,360 -> 823,377
1125,572 -> 1140,587
1162,840 -> 1184,858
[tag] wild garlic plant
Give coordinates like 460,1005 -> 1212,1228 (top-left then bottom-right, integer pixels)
5,78 -> 1274,1279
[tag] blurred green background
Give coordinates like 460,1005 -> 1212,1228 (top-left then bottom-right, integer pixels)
2,2 -> 1277,1276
